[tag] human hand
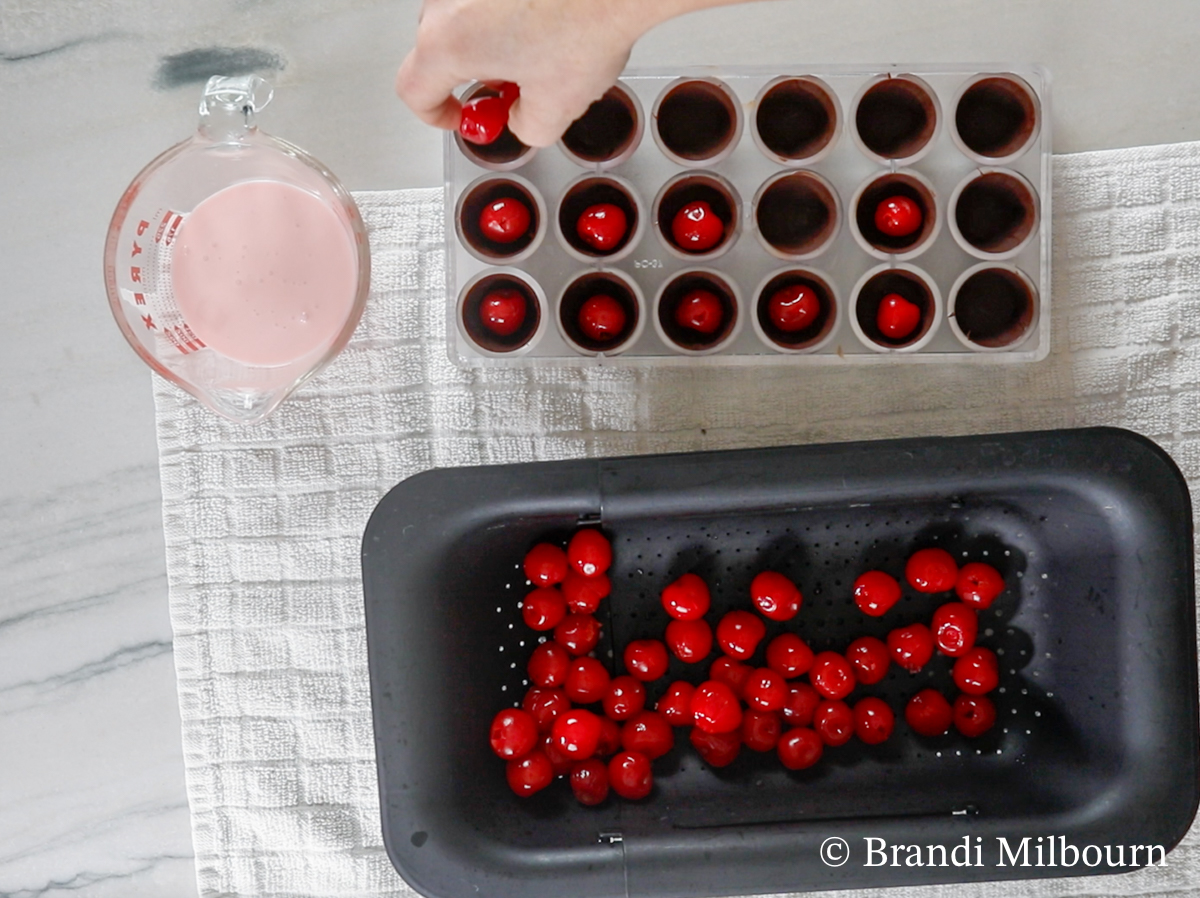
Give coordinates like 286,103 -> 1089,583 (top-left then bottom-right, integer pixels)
395,0 -> 654,147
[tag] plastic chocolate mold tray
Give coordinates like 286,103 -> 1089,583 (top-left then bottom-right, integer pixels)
445,65 -> 1051,366
363,428 -> 1198,898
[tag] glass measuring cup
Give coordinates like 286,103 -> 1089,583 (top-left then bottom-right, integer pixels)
103,75 -> 371,424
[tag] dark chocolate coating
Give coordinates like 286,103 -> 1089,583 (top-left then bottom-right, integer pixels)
562,88 -> 637,162
756,272 -> 835,349
658,273 -> 737,350
953,269 -> 1034,347
559,273 -> 639,352
855,270 -> 935,348
757,175 -> 835,255
756,80 -> 834,159
461,274 -> 540,352
657,81 -> 736,160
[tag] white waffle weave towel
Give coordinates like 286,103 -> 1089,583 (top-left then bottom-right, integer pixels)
156,140 -> 1200,898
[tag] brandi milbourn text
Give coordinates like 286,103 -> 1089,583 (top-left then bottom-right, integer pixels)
858,836 -> 1167,868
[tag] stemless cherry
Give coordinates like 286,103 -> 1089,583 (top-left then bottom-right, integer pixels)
690,726 -> 741,767
561,571 -> 610,614
778,727 -> 823,770
490,708 -> 539,759
674,289 -> 724,334
568,528 -> 612,577
527,640 -> 570,687
768,285 -> 821,333
565,656 -> 611,704
459,83 -> 519,145
956,562 -> 1005,609
876,293 -> 920,341
953,694 -> 997,737
906,547 -> 959,593
710,656 -> 752,696
608,750 -> 653,799
691,680 -> 743,734
521,587 -> 566,631
716,610 -> 767,660
570,759 -> 610,805
479,288 -> 528,337
554,613 -> 601,656
524,543 -> 568,586
953,647 -> 1000,695
624,639 -> 669,681
814,699 -> 854,746
853,570 -> 902,616
743,668 -> 787,712
523,686 -> 570,733
932,602 -> 979,657
766,633 -> 814,679
577,295 -> 627,342
905,689 -> 953,737
741,709 -> 782,752
661,572 -> 711,620
552,708 -> 604,759
853,697 -> 895,745
672,200 -> 725,252
657,681 -> 697,726
576,203 -> 628,251
596,717 -> 622,756
845,635 -> 891,685
808,651 -> 856,700
782,682 -> 821,727
887,622 -> 935,672
479,197 -> 532,243
621,710 -> 674,759
541,733 -> 575,776
749,570 -> 802,621
874,195 -> 922,237
506,749 -> 554,796
665,618 -> 714,663
602,675 -> 646,721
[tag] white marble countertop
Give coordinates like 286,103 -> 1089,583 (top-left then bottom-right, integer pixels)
3,1 -> 1200,895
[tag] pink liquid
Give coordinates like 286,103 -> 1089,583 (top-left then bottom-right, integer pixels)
171,180 -> 358,366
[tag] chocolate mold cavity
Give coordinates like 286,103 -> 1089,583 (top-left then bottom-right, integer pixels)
454,84 -> 535,169
653,78 -> 742,165
754,171 -> 839,259
558,271 -> 642,355
561,83 -> 643,167
459,272 -> 542,354
456,176 -> 543,262
754,269 -> 838,352
556,175 -> 641,261
854,75 -> 939,163
754,76 -> 839,163
852,265 -> 941,351
954,74 -> 1040,162
655,270 -> 740,353
951,169 -> 1039,257
654,172 -> 740,259
852,171 -> 938,258
949,264 -> 1037,350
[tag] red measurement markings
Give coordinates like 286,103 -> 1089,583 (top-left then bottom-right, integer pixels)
164,214 -> 183,246
133,293 -> 146,306
142,314 -> 156,330
154,210 -> 173,243
130,267 -> 142,283
130,241 -> 143,257
136,220 -> 150,237
180,323 -> 206,349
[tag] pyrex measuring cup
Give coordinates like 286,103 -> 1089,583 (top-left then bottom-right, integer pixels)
104,75 -> 371,424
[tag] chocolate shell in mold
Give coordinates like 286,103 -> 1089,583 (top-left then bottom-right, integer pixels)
752,268 -> 839,353
949,168 -> 1039,258
850,263 -> 942,353
753,76 -> 841,165
456,175 -> 545,263
851,170 -> 939,260
852,74 -> 941,164
458,270 -> 545,355
654,172 -> 741,261
952,73 -> 1041,164
948,263 -> 1038,351
557,270 -> 644,355
652,77 -> 743,166
654,269 -> 741,354
560,83 -> 644,168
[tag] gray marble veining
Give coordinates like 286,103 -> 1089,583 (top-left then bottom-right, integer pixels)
4,0 -> 1200,894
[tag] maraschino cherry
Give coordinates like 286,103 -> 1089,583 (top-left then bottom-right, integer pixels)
671,200 -> 724,252
576,203 -> 628,252
874,195 -> 922,237
460,82 -> 519,145
479,197 -> 531,244
479,288 -> 527,337
578,294 -> 627,342
768,285 -> 820,333
876,292 -> 920,341
674,289 -> 724,334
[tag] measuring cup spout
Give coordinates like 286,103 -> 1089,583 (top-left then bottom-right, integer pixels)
198,75 -> 274,142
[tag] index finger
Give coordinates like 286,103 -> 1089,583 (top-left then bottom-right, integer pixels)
395,48 -> 462,130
